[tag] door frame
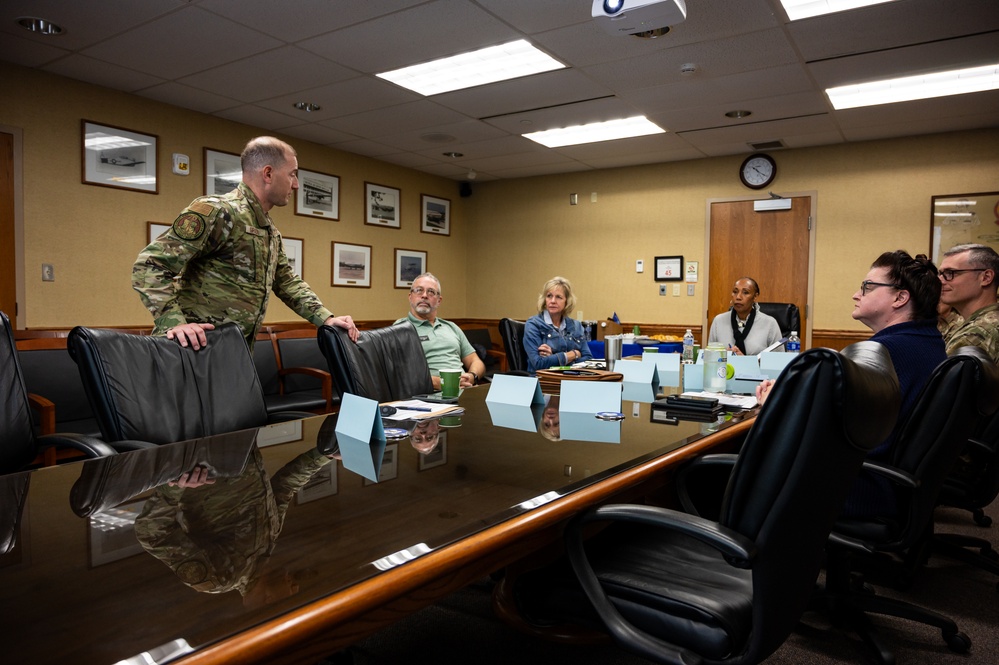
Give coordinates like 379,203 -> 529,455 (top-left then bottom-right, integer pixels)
703,191 -> 818,348
1,124 -> 25,329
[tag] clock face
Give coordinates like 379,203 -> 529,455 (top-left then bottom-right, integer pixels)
740,154 -> 776,189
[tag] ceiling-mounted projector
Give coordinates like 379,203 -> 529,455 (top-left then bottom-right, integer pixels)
592,0 -> 687,36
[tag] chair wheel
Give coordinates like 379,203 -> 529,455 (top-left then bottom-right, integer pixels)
973,510 -> 992,527
981,545 -> 999,561
944,631 -> 971,653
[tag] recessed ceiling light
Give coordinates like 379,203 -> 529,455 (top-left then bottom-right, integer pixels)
293,101 -> 321,112
826,63 -> 999,110
523,116 -> 666,148
779,0 -> 898,21
17,16 -> 63,35
377,39 -> 565,96
442,151 -> 464,158
725,110 -> 752,119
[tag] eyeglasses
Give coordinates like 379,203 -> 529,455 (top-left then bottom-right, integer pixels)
860,280 -> 900,296
939,268 -> 986,282
410,286 -> 440,297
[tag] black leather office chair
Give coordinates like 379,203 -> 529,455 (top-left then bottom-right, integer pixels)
67,323 -> 310,450
1,312 -> 115,474
757,302 -> 800,338
317,323 -> 433,403
817,347 -> 999,664
506,342 -> 900,665
498,318 -> 530,375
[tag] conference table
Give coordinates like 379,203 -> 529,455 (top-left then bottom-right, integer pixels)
0,387 -> 754,665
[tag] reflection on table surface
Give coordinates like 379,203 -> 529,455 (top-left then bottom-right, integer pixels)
0,386 -> 751,665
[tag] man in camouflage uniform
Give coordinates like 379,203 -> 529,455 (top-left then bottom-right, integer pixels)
939,243 -> 999,363
133,136 -> 358,350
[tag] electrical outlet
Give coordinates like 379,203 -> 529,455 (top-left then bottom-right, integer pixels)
659,284 -> 667,296
42,263 -> 55,282
672,284 -> 680,296
569,193 -> 578,205
636,259 -> 644,273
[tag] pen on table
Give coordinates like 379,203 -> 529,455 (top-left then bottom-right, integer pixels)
397,406 -> 432,412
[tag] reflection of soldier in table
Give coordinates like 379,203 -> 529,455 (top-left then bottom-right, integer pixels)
134,447 -> 331,607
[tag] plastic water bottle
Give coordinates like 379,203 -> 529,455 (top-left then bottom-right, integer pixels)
682,329 -> 695,363
585,322 -> 592,341
786,331 -> 801,354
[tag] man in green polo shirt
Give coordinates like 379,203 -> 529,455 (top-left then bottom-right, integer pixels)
395,273 -> 485,390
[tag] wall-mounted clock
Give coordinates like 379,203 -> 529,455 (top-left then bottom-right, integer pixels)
739,153 -> 777,190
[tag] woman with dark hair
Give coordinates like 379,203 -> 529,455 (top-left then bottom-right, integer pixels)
707,277 -> 783,355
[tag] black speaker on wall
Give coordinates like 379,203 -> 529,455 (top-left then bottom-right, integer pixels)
459,181 -> 472,198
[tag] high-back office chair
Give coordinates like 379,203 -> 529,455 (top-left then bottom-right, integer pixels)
317,323 -> 433,404
1,312 -> 115,474
757,302 -> 800,338
509,343 -> 900,665
818,348 -> 999,664
498,318 -> 530,375
67,323 -> 311,450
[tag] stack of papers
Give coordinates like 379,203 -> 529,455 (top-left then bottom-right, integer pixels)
382,400 -> 464,420
681,391 -> 757,409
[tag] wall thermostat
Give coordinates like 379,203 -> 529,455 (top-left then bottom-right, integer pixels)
172,153 -> 190,176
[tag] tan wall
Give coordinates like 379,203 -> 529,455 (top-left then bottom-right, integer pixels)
4,61 -> 999,333
1,62 -> 468,329
464,130 -> 999,332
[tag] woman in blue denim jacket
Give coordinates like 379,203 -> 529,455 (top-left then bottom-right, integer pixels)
524,276 -> 593,374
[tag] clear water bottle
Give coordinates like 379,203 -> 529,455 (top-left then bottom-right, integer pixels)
682,329 -> 695,363
786,331 -> 801,354
584,322 -> 592,341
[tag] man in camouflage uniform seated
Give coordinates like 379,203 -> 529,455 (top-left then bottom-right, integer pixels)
939,243 -> 999,363
133,136 -> 358,350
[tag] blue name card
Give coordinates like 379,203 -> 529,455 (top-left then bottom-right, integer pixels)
643,352 -> 681,388
486,402 -> 545,432
616,359 -> 660,394
335,393 -> 386,482
682,353 -> 705,391
560,411 -> 621,444
728,355 -> 764,394
485,373 -> 545,407
760,351 -> 796,380
559,381 -> 622,414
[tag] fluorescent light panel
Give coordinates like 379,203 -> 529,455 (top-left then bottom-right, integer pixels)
826,63 -> 999,109
780,0 -> 897,21
376,39 -> 564,96
524,116 -> 666,148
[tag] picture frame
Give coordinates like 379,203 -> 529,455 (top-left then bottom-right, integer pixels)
282,236 -> 304,278
87,500 -> 148,567
147,221 -> 170,245
364,443 -> 399,485
332,242 -> 371,288
82,120 -> 158,194
418,432 -> 448,471
296,168 -> 340,219
930,191 -> 999,263
365,182 -> 401,228
296,463 -> 338,504
421,194 -> 451,236
255,419 -> 303,447
654,255 -> 684,282
395,248 -> 427,289
204,148 -> 241,196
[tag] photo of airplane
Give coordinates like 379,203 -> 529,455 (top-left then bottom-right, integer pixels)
100,153 -> 145,167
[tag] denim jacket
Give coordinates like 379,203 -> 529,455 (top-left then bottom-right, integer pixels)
524,312 -> 593,374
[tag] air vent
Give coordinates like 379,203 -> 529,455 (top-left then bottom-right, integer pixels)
749,140 -> 785,151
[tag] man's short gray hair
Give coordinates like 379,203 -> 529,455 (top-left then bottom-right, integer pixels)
414,272 -> 442,294
944,243 -> 999,278
241,136 -> 296,174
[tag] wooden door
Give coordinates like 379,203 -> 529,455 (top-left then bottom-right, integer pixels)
0,132 -> 15,319
708,197 -> 810,341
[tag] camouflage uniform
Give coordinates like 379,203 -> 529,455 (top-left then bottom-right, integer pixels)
132,183 -> 332,346
945,303 -> 999,364
937,308 -> 964,340
134,447 -> 331,595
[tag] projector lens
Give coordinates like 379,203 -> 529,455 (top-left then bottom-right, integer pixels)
603,0 -> 626,15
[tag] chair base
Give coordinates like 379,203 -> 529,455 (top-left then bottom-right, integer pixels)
933,532 -> 999,590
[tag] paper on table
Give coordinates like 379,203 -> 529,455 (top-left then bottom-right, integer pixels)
681,391 -> 758,409
382,400 -> 464,420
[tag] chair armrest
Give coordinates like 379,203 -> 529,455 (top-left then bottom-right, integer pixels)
486,348 -> 508,373
27,393 -> 56,436
565,503 -> 756,665
676,453 -> 738,516
36,433 -> 119,459
279,366 -> 334,411
858,459 -> 918,490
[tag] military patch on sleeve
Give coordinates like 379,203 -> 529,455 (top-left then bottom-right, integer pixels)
173,212 -> 206,240
189,201 -> 215,216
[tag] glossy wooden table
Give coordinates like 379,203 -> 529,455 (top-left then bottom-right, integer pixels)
0,387 -> 753,665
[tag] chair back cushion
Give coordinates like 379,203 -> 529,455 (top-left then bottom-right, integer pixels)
499,318 -> 529,373
252,333 -> 281,397
17,342 -> 100,436
721,341 -> 900,657
757,302 -> 800,337
68,323 -> 268,444
0,312 -> 38,473
318,323 -> 433,403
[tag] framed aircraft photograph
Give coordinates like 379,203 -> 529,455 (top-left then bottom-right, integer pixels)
283,236 -> 304,278
421,194 -> 450,236
394,248 -> 426,289
332,242 -> 371,288
365,181 -> 401,228
203,148 -> 241,196
296,168 -> 340,219
82,120 -> 158,194
146,221 -> 170,245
